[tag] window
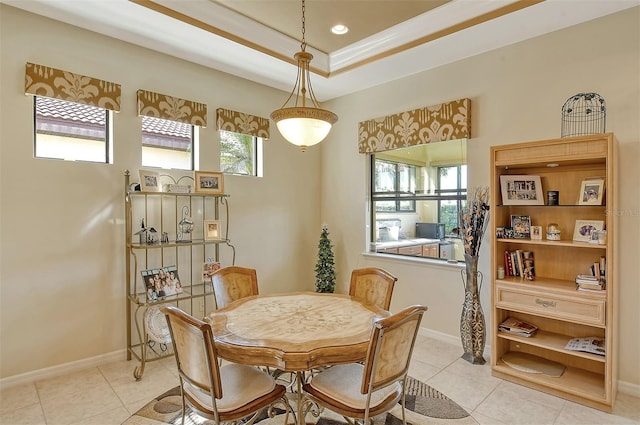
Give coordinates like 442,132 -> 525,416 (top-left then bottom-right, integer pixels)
374,160 -> 416,212
34,96 -> 111,163
437,165 -> 467,233
219,130 -> 263,177
141,116 -> 195,170
370,140 -> 467,261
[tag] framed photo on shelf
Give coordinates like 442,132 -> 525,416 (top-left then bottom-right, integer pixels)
139,169 -> 161,192
573,219 -> 604,242
141,265 -> 183,301
510,215 -> 531,238
578,178 -> 605,205
194,171 -> 224,194
204,220 -> 222,241
500,175 -> 544,205
202,260 -> 221,283
530,225 -> 542,240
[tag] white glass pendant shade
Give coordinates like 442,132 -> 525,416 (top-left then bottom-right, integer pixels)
272,107 -> 336,151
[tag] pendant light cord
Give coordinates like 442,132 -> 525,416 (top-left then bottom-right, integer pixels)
300,0 -> 306,52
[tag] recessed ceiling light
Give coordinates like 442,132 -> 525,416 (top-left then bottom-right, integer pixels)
547,163 -> 560,167
331,24 -> 348,35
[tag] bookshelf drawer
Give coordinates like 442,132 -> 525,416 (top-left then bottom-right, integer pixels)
496,284 -> 606,326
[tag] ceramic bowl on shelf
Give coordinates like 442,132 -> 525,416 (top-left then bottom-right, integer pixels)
144,306 -> 172,345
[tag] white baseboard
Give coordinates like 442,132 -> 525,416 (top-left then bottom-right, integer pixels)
0,349 -> 126,391
2,340 -> 639,399
418,327 -> 492,359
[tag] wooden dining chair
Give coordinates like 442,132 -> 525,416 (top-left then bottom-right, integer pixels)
302,305 -> 427,425
161,305 -> 290,425
211,266 -> 259,309
349,267 -> 398,311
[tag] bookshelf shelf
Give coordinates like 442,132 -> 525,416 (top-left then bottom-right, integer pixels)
497,239 -> 606,249
490,134 -> 616,412
497,330 -> 606,362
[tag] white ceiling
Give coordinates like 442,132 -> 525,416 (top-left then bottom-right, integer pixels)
3,0 -> 638,101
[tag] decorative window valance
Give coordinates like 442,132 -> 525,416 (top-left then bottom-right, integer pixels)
25,62 -> 121,111
216,108 -> 270,139
358,98 -> 470,153
137,89 -> 207,127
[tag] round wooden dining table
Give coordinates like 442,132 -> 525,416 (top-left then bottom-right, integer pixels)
206,292 -> 389,425
205,291 -> 389,372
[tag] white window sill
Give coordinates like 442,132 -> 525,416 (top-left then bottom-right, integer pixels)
361,252 -> 465,270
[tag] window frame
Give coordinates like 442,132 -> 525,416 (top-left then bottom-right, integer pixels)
33,96 -> 112,164
141,115 -> 196,171
369,147 -> 467,260
373,158 -> 417,213
436,164 -> 467,230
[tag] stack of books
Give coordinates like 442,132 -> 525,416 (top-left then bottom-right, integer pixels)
498,317 -> 538,337
575,274 -> 605,292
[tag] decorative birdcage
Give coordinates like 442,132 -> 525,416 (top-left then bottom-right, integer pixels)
561,93 -> 606,138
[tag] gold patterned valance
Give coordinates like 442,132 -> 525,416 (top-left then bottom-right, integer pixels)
25,62 -> 121,111
216,108 -> 270,139
137,90 -> 207,127
358,98 -> 470,153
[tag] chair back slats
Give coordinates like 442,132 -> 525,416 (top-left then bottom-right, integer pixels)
361,305 -> 426,394
163,306 -> 223,399
349,267 -> 397,311
211,266 -> 259,309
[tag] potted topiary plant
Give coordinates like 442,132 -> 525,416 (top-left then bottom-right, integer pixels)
315,225 -> 336,293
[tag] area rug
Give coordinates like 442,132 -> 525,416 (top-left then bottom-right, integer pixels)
123,376 -> 477,425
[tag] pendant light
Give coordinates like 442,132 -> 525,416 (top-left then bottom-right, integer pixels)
270,0 -> 338,152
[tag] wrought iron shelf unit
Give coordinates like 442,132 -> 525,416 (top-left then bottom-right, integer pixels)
124,170 -> 235,380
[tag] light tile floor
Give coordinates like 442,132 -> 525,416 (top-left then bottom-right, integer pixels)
1,335 -> 638,425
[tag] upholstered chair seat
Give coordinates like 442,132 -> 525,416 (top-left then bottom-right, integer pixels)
183,363 -> 277,412
305,363 -> 401,411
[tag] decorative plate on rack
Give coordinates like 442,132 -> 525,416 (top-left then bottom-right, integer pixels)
144,306 -> 172,345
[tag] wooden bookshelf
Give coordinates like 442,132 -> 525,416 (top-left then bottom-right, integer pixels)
490,134 -> 616,412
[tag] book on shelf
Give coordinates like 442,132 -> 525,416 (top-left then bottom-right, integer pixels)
577,285 -> 606,293
502,250 -> 534,279
498,317 -> 538,337
564,337 -> 605,356
522,251 -> 535,280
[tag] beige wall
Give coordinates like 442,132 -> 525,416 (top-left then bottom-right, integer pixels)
321,7 -> 639,391
1,4 -> 638,393
0,5 -> 321,379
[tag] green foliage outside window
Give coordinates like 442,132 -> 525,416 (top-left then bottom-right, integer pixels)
220,131 -> 254,175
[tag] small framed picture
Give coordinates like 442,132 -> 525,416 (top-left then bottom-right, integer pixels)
530,225 -> 542,240
202,259 -> 221,283
194,171 -> 224,194
139,169 -> 161,192
496,227 -> 505,239
204,219 -> 222,241
578,178 -> 605,205
141,265 -> 182,301
510,215 -> 531,238
500,175 -> 544,205
573,219 -> 605,243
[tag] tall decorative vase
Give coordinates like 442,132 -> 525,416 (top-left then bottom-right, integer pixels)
460,253 -> 486,364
